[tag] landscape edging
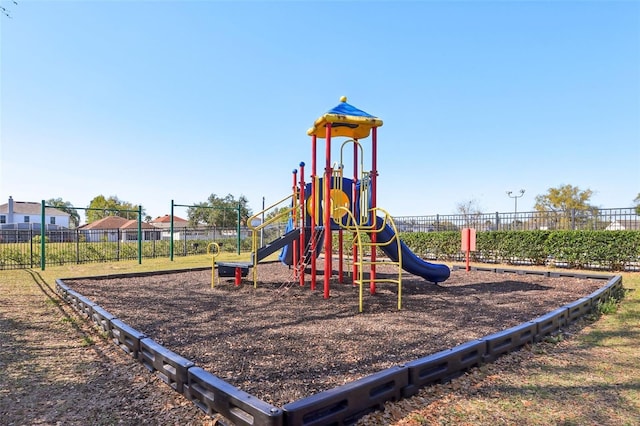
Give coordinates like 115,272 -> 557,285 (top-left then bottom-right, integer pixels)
55,268 -> 624,426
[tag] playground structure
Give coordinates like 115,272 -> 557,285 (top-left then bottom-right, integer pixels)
248,97 -> 451,310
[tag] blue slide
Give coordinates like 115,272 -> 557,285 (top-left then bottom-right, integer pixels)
374,216 -> 451,283
278,215 -> 450,283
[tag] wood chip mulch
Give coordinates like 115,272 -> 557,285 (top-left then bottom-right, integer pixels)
65,262 -> 605,408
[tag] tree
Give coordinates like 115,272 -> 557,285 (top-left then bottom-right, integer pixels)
46,198 -> 80,228
186,194 -> 252,228
265,206 -> 291,224
455,199 -> 483,228
86,195 -> 145,223
533,184 -> 596,230
1,1 -> 17,18
634,193 -> 640,215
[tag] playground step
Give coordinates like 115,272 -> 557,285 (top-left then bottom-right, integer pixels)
217,262 -> 251,278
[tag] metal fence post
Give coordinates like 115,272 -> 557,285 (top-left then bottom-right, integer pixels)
237,203 -> 241,255
30,228 -> 34,268
40,200 -> 45,271
138,205 -> 142,264
76,228 -> 80,264
170,200 -> 174,261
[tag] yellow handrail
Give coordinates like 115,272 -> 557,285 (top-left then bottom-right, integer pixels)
207,242 -> 221,289
335,206 -> 403,312
247,193 -> 296,233
247,193 -> 297,287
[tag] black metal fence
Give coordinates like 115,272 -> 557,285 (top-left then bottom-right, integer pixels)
0,223 -> 288,270
1,208 -> 637,270
392,207 -> 640,232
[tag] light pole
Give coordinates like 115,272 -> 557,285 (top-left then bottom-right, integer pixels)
506,190 -> 525,224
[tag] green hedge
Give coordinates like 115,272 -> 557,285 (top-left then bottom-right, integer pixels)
395,230 -> 640,271
329,229 -> 640,271
2,230 -> 638,271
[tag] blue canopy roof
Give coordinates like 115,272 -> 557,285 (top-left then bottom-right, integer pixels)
307,96 -> 383,139
326,101 -> 376,118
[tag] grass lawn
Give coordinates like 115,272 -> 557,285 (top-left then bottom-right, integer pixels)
366,269 -> 640,426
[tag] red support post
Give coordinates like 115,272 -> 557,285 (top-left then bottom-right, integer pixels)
299,161 -> 306,286
234,267 -> 241,286
311,135 -> 317,291
324,124 -> 332,299
338,229 -> 344,283
370,127 -> 378,295
292,169 -> 298,280
352,140 -> 358,285
461,228 -> 476,272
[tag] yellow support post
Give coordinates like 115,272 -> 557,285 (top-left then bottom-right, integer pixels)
207,242 -> 221,288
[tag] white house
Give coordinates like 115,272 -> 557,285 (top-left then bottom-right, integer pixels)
0,196 -> 71,230
150,214 -> 191,240
78,216 -> 160,242
151,214 -> 189,229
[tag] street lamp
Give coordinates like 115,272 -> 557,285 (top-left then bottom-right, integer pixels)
506,189 -> 525,214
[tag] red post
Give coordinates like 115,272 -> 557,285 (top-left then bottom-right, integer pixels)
461,228 -> 476,272
292,169 -> 298,279
234,267 -> 241,286
338,229 -> 344,283
370,127 -> 378,295
465,229 -> 470,271
311,135 -> 317,291
352,140 -> 358,285
324,123 -> 332,299
299,161 -> 306,286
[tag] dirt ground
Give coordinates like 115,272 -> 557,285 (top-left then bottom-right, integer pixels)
64,262 -> 605,408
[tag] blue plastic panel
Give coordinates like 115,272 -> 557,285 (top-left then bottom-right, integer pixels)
139,338 -> 194,393
563,297 -> 592,323
404,339 -> 485,397
532,307 -> 569,342
604,275 -> 624,296
472,267 -> 497,272
588,286 -> 611,309
184,367 -> 282,426
520,270 -> 550,277
283,365 -> 408,426
549,271 -> 612,280
482,322 -> 537,362
76,295 -> 96,318
452,265 -> 496,272
64,288 -> 80,307
111,318 -> 146,357
91,305 -> 116,334
495,268 -> 521,274
55,279 -> 70,296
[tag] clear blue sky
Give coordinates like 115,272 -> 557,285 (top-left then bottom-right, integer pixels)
1,0 -> 639,223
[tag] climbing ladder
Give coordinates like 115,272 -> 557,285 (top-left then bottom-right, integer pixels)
293,226 -> 325,277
